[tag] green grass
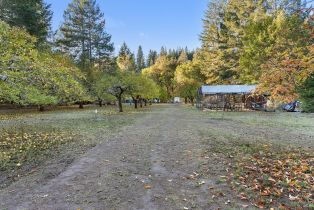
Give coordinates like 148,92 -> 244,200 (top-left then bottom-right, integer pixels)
195,109 -> 314,209
0,104 -> 153,186
203,111 -> 314,131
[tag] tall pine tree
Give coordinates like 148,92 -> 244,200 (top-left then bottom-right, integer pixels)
177,50 -> 188,64
57,0 -> 114,70
147,50 -> 158,67
136,45 -> 145,73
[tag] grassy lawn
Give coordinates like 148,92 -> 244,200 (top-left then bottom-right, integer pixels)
198,109 -> 314,209
204,110 -> 314,132
0,104 -> 152,188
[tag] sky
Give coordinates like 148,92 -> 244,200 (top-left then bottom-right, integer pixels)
45,0 -> 208,55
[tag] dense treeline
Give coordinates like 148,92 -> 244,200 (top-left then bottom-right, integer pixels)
0,0 -> 313,111
197,0 -> 313,109
0,0 -> 159,112
143,0 -> 313,110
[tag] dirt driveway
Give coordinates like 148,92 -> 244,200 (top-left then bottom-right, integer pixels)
0,105 -> 312,210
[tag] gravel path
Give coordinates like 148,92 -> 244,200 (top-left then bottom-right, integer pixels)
0,105 -> 312,210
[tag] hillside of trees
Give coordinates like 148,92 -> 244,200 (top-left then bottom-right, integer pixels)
0,0 -> 313,112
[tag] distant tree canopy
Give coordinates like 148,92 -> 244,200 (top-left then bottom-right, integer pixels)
142,47 -> 195,101
1,0 -> 313,112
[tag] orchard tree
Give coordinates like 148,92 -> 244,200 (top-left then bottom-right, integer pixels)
126,74 -> 159,108
95,71 -> 159,112
0,21 -> 89,110
95,71 -> 133,112
140,77 -> 159,106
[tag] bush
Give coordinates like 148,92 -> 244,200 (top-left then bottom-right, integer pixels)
298,74 -> 314,112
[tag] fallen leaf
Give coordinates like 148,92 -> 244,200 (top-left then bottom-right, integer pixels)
288,194 -> 299,201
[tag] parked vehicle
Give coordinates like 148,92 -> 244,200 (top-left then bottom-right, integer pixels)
282,101 -> 301,112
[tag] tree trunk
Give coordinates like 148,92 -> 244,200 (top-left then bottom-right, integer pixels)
191,97 -> 194,106
39,105 -> 45,112
144,99 -> 147,106
79,102 -> 84,109
118,97 -> 123,112
134,100 -> 138,109
98,99 -> 103,107
132,97 -> 138,109
185,97 -> 188,104
140,99 -> 143,108
149,100 -> 152,105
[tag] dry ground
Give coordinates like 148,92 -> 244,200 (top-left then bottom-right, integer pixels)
0,105 -> 313,209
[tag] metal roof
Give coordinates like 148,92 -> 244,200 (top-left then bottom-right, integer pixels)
201,85 -> 257,95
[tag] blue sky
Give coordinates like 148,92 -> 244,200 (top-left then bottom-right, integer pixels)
46,0 -> 208,55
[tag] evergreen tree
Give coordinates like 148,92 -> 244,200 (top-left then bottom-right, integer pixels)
136,45 -> 145,73
298,74 -> 314,112
0,0 -> 52,44
185,47 -> 195,61
199,0 -> 231,84
160,46 -> 167,57
168,48 -> 178,59
147,50 -> 158,67
200,0 -> 225,50
117,42 -> 136,71
177,50 -> 188,64
57,0 -> 113,69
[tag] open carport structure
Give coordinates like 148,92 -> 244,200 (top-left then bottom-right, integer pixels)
196,85 -> 266,111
